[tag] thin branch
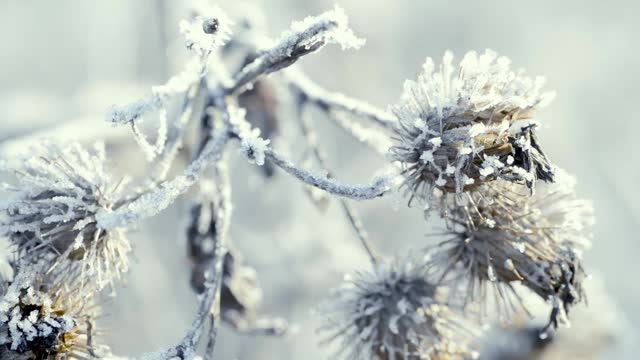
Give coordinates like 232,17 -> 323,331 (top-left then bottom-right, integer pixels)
0,116 -> 128,161
203,313 -> 219,360
265,147 -> 391,201
295,101 -> 378,263
149,245 -> 226,360
141,147 -> 233,360
225,5 -> 364,95
286,70 -> 394,155
151,79 -> 207,182
338,200 -> 377,264
324,108 -> 394,155
96,97 -> 232,230
286,68 -> 397,130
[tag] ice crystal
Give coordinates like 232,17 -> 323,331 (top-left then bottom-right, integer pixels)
390,50 -> 556,207
318,254 -> 477,359
427,170 -> 593,326
0,142 -> 131,292
107,57 -> 205,126
106,96 -> 163,125
271,5 -> 365,53
240,133 -> 270,166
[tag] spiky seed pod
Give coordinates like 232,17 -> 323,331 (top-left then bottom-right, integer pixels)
390,49 -> 556,207
0,142 -> 131,292
318,255 -> 478,360
427,171 -> 593,327
0,269 -> 99,359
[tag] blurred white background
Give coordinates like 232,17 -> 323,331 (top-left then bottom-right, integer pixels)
1,0 -> 639,358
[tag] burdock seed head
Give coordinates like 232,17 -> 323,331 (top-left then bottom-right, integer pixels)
0,268 -> 99,359
427,170 -> 593,327
318,254 -> 478,360
390,49 -> 556,207
0,142 -> 132,293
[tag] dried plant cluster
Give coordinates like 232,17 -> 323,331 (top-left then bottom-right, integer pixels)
0,1 -> 601,359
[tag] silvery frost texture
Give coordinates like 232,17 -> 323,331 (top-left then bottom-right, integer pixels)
427,170 -> 593,329
0,142 -> 131,293
390,50 -> 556,207
0,269 -> 99,359
0,1 -> 604,359
318,255 -> 477,360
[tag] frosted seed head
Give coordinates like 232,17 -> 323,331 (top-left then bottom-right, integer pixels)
317,254 -> 478,359
390,49 -> 556,208
0,142 -> 132,293
0,270 -> 97,358
427,175 -> 592,325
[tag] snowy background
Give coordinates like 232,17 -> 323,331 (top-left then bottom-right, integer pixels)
1,0 -> 639,359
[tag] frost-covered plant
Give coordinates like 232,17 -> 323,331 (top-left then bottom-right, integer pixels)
0,269 -> 98,359
390,50 -> 556,207
0,1 -> 600,359
0,142 -> 131,292
319,255 -> 477,360
426,171 -> 593,328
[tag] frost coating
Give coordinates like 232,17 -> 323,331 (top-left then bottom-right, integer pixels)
229,5 -> 365,94
108,57 -> 205,127
0,142 -> 131,292
0,270 -> 93,358
271,5 -> 365,52
97,118 -> 231,230
266,148 -> 392,201
428,170 -> 593,327
390,50 -> 556,207
240,134 -> 270,166
318,254 -> 477,359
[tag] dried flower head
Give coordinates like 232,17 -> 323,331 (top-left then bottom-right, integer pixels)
0,269 -> 98,359
318,255 -> 477,360
427,171 -> 593,327
390,50 -> 556,206
0,142 -> 131,292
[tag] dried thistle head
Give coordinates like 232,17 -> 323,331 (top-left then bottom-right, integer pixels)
318,255 -> 478,360
390,50 -> 556,206
0,142 -> 131,292
0,269 -> 99,359
427,171 -> 593,327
